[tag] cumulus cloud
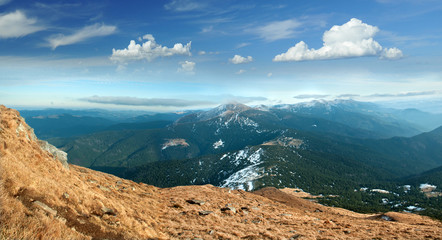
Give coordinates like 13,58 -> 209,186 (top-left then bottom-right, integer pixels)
198,50 -> 206,55
293,94 -> 329,99
230,54 -> 253,64
48,23 -> 116,49
110,34 -> 191,64
178,60 -> 195,74
254,19 -> 301,42
80,95 -> 211,107
380,47 -> 403,60
0,10 -> 44,38
273,18 -> 403,62
164,0 -> 206,12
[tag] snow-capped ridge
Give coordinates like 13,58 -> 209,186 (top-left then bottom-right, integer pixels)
175,102 -> 252,124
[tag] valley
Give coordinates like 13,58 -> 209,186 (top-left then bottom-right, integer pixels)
2,104 -> 442,239
16,100 -> 442,222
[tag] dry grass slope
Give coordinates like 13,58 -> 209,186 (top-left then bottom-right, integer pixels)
0,105 -> 161,239
1,105 -> 441,239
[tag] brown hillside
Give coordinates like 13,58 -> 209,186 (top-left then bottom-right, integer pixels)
1,105 -> 441,239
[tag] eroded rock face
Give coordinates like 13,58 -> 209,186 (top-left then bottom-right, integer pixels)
38,140 -> 69,169
0,105 -> 69,169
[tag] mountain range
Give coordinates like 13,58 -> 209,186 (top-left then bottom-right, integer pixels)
14,100 -> 442,221
2,105 -> 442,239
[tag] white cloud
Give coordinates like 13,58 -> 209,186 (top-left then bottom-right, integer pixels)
111,34 -> 191,64
164,0 -> 206,12
380,47 -> 403,60
273,18 -> 403,62
0,10 -> 44,38
267,72 -> 272,77
236,69 -> 246,74
254,19 -> 301,42
178,60 -> 195,74
48,23 -> 116,49
198,50 -> 219,55
236,42 -> 250,49
294,94 -> 329,99
201,25 -> 213,33
230,54 -> 253,64
80,95 -> 211,107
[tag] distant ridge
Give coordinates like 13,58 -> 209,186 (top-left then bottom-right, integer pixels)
2,105 -> 442,239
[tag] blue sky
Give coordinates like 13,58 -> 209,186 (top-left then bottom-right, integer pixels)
0,0 -> 441,112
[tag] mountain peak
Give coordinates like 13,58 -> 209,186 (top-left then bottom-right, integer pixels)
213,102 -> 251,114
176,102 -> 252,123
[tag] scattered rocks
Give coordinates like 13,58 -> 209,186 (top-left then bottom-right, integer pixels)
221,206 -> 236,214
251,218 -> 262,224
290,234 -> 302,239
98,185 -> 111,192
280,213 -> 292,217
198,210 -> 213,216
62,192 -> 69,199
324,220 -> 333,225
101,207 -> 117,216
33,201 -> 57,216
381,215 -> 394,221
186,199 -> 205,205
172,203 -> 184,209
221,204 -> 236,213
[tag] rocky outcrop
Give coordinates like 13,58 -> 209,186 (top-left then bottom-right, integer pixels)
0,105 -> 69,169
37,140 -> 69,169
0,105 -> 161,239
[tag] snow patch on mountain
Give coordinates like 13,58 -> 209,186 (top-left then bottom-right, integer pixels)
213,113 -> 259,129
420,183 -> 437,192
220,148 -> 264,191
213,139 -> 225,149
